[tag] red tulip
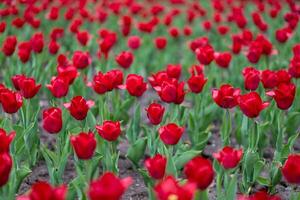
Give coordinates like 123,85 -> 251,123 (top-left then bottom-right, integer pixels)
237,190 -> 282,200
213,146 -> 243,169
158,123 -> 184,145
232,35 -> 242,54
0,128 -> 15,154
261,70 -> 278,89
2,36 -> 17,56
166,64 -> 181,79
289,55 -> 300,78
76,30 -> 90,46
212,84 -> 240,109
256,35 -> 272,55
64,96 -> 94,120
127,36 -> 141,50
237,92 -> 269,118
46,76 -> 69,98
144,154 -> 167,179
57,65 -> 79,85
30,32 -> 44,53
0,22 -> 6,33
115,51 -> 134,69
91,70 -> 123,94
72,51 -> 91,69
42,107 -> 62,134
154,176 -> 196,200
266,83 -> 296,110
123,74 -> 147,97
275,28 -> 290,43
187,74 -> 207,93
0,153 -> 12,187
184,156 -> 214,190
96,121 -> 121,141
189,37 -> 209,52
27,182 -> 67,200
70,132 -> 96,160
169,27 -> 180,38
11,74 -> 26,90
215,52 -> 232,68
154,37 -> 167,50
156,79 -> 185,104
148,71 -> 170,88
18,77 -> 41,99
282,154 -> 300,184
183,26 -> 192,36
247,41 -> 263,64
18,41 -> 31,63
242,67 -> 260,91
145,103 -> 165,125
276,69 -> 291,85
0,89 -> 23,114
188,65 -> 204,76
48,40 -> 60,55
88,172 -> 132,200
196,44 -> 214,65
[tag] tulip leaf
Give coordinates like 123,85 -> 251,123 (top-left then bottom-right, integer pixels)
174,150 -> 201,170
225,173 -> 237,200
126,137 -> 147,166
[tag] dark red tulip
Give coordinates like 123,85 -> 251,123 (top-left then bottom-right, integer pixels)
124,74 -> 147,97
57,66 -> 79,85
247,41 -> 263,64
42,107 -> 63,134
215,52 -> 232,68
196,44 -> 214,65
237,92 -> 269,118
0,153 -> 12,187
145,103 -> 165,125
184,156 -> 214,190
237,190 -> 282,200
115,51 -> 134,69
275,28 -> 290,43
166,64 -> 181,79
212,84 -> 240,109
289,55 -> 300,78
213,146 -> 243,169
18,77 -> 41,99
282,154 -> 300,184
30,32 -> 44,53
190,37 -> 209,52
154,37 -> 167,50
232,35 -> 242,54
261,69 -> 278,89
18,41 -> 31,63
169,27 -> 180,38
144,154 -> 167,179
11,74 -> 26,90
276,69 -> 291,85
188,65 -> 204,76
293,44 -> 300,56
46,76 -> 69,98
27,182 -> 67,200
148,71 -> 170,88
266,83 -> 296,110
0,128 -> 15,154
96,121 -> 121,141
256,35 -> 272,55
48,40 -> 60,55
242,67 -> 260,91
88,172 -> 132,200
217,25 -> 229,35
0,89 -> 23,114
187,74 -> 207,93
2,36 -> 17,56
72,51 -> 91,69
70,132 -> 96,160
156,79 -> 185,104
158,123 -> 184,145
154,176 -> 196,200
183,26 -> 192,36
127,36 -> 141,50
64,96 -> 94,120
0,22 -> 6,33
91,70 -> 123,94
76,30 -> 90,46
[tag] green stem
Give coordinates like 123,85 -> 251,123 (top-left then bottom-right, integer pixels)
195,190 -> 209,200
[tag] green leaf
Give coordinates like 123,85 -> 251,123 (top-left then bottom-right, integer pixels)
257,176 -> 270,186
226,173 -> 237,200
126,137 -> 147,166
174,150 -> 200,170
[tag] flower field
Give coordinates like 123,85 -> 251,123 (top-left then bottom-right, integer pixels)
1,0 -> 300,199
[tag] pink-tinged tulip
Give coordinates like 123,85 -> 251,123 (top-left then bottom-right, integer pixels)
187,74 -> 207,93
48,40 -> 60,55
46,76 -> 69,98
115,51 -> 134,69
91,70 -> 123,94
0,89 -> 23,114
127,36 -> 141,50
282,154 -> 300,184
123,74 -> 147,97
26,181 -> 67,200
30,32 -> 44,53
64,96 -> 94,120
145,103 -> 165,125
242,67 -> 260,91
2,36 -> 17,56
154,37 -> 167,50
156,79 -> 185,104
96,121 -> 121,141
266,83 -> 296,110
166,64 -> 181,79
213,146 -> 243,169
0,153 -> 12,187
18,77 -> 41,99
154,176 -> 196,200
261,70 -> 278,89
70,132 -> 96,160
0,129 -> 15,153
212,84 -> 240,109
148,71 -> 170,88
158,123 -> 184,145
196,44 -> 214,65
144,154 -> 167,179
72,51 -> 91,69
42,107 -> 62,134
237,92 -> 269,118
215,52 -> 232,68
76,30 -> 90,46
88,172 -> 132,200
184,156 -> 214,190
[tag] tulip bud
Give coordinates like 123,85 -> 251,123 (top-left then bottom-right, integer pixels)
115,51 -> 134,69
166,64 -> 181,79
42,107 -> 63,134
158,123 -> 184,145
2,36 -> 17,56
127,36 -> 141,50
64,96 -> 94,120
96,121 -> 121,141
154,37 -> 167,50
261,69 -> 278,89
145,103 -> 165,125
0,89 -> 23,114
0,153 -> 12,187
70,132 -> 96,160
242,67 -> 260,91
72,51 -> 91,69
46,76 -> 69,98
124,74 -> 147,97
0,128 -> 15,154
187,74 -> 207,93
212,84 -> 240,109
144,154 -> 167,179
282,154 -> 300,184
213,146 -> 243,169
